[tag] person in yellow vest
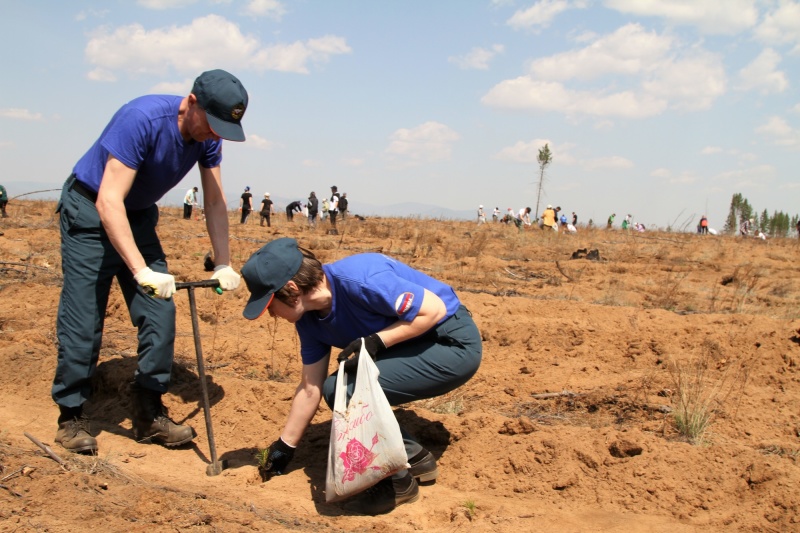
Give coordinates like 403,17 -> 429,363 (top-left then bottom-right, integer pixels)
541,204 -> 557,231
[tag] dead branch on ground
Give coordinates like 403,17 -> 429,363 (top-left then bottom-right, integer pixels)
531,390 -> 583,399
24,432 -> 67,466
0,261 -> 53,271
555,260 -> 573,281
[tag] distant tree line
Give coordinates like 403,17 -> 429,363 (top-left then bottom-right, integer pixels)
723,193 -> 799,237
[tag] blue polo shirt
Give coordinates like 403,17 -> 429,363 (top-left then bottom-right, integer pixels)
72,95 -> 222,211
295,254 -> 461,365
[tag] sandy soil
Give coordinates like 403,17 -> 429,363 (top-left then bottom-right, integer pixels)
0,200 -> 798,532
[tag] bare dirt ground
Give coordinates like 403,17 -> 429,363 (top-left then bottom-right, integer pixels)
1,200 -> 799,532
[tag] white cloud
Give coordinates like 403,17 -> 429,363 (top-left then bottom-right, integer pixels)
667,172 -> 698,185
493,139 -> 628,171
712,164 -> 777,187
641,50 -> 726,111
583,155 -> 633,170
593,119 -> 615,130
385,121 -> 460,166
736,48 -> 788,94
701,146 -> 723,155
756,116 -> 793,137
754,1 -> 800,53
341,157 -> 365,167
137,0 -> 197,9
482,77 -> 668,118
0,108 -> 44,121
84,15 -> 351,77
484,23 -> 725,118
605,0 -> 759,35
87,68 -> 117,82
242,0 -> 285,19
493,138 -> 555,163
250,35 -> 351,73
301,159 -> 320,167
0,141 -> 14,148
75,9 -> 109,21
449,44 -> 505,70
507,0 -> 587,31
150,79 -> 193,94
529,24 -> 673,81
306,35 -> 352,57
247,134 -> 274,150
700,146 -> 758,164
652,168 -> 711,188
756,116 -> 800,148
650,168 -> 671,178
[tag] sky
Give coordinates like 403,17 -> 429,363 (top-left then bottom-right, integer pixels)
1,0 -> 799,229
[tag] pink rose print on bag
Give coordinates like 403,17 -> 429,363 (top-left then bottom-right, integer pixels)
340,433 -> 382,483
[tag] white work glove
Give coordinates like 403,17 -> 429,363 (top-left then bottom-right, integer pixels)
134,267 -> 176,299
211,264 -> 241,291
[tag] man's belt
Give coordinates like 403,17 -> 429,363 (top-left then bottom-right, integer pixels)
70,179 -> 98,203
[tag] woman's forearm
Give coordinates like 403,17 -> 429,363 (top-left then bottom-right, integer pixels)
280,384 -> 321,447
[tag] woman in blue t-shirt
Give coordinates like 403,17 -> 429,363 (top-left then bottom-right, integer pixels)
240,237 -> 482,515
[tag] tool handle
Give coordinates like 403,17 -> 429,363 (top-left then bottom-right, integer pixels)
176,280 -> 223,294
180,281 -> 221,473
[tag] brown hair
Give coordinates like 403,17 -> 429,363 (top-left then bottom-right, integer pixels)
273,247 -> 323,305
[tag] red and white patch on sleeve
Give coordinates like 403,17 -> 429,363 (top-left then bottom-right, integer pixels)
394,292 -> 414,315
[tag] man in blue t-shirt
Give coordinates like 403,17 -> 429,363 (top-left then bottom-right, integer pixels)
240,238 -> 482,515
52,70 -> 248,455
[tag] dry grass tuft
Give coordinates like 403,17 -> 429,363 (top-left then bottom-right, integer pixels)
758,444 -> 800,460
666,339 -> 749,445
650,271 -> 688,311
63,452 -> 144,484
729,264 -> 762,313
413,391 -> 466,415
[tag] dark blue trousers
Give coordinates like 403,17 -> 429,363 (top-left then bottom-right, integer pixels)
322,306 -> 482,460
52,176 -> 176,410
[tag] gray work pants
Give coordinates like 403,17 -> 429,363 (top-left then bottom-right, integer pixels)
322,306 -> 482,461
52,176 -> 176,410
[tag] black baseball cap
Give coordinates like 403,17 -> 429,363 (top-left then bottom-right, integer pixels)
192,69 -> 248,142
241,238 -> 303,320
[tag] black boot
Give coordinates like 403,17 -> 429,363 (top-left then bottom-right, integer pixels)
342,471 -> 419,515
130,383 -> 195,447
408,449 -> 439,483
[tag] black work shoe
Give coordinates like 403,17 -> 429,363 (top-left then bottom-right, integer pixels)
55,415 -> 98,454
342,472 -> 419,515
134,415 -> 195,446
408,449 -> 439,483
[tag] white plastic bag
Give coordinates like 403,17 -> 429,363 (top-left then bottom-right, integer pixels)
325,340 -> 409,502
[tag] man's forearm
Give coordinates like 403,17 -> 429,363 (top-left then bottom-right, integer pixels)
205,199 -> 231,265
97,199 -> 146,274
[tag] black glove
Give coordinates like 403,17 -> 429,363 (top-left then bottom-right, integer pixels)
203,251 -> 215,272
337,334 -> 386,372
263,438 -> 295,476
